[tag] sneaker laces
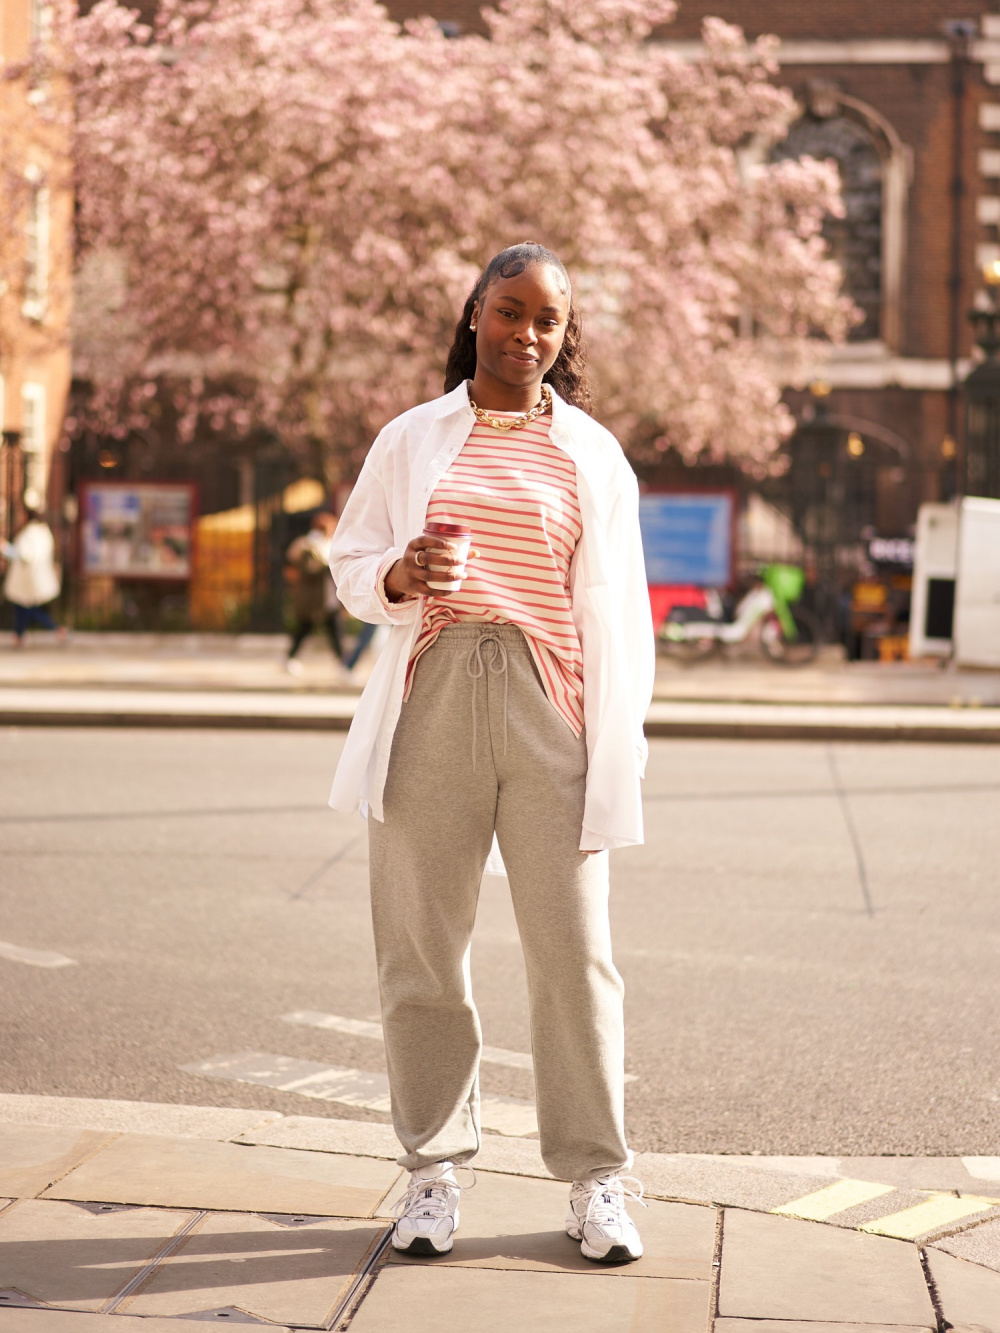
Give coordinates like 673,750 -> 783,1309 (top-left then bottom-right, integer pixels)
579,1174 -> 647,1229
394,1164 -> 476,1222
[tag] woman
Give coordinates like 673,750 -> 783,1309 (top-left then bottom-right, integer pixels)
328,243 -> 654,1263
2,505 -> 65,647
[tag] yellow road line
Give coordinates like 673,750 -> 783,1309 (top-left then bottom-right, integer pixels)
860,1194 -> 1000,1239
772,1178 -> 897,1221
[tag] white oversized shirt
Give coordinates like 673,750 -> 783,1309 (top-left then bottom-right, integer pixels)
2,521 -> 60,607
327,381 -> 655,852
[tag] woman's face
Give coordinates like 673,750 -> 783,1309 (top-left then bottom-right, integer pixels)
471,263 -> 570,392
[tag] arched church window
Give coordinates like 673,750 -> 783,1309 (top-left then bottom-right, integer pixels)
772,111 -> 884,342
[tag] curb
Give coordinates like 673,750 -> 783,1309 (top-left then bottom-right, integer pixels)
2,689 -> 1000,742
3,1095 -> 1000,1248
0,709 -> 355,731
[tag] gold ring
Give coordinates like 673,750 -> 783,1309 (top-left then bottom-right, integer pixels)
415,550 -> 426,567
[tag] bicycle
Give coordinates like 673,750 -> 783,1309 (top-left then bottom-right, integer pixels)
658,563 -> 821,666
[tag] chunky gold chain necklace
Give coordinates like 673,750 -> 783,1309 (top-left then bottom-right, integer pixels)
468,382 -> 552,431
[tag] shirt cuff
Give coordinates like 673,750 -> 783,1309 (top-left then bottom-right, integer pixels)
376,550 -> 418,615
579,828 -> 613,853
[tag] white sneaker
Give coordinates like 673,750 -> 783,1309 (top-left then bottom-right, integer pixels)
392,1161 -> 474,1256
284,658 -> 304,676
566,1173 -> 646,1263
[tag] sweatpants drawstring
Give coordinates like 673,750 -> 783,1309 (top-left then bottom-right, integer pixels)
466,633 -> 508,771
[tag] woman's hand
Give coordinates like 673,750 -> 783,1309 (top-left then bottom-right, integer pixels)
383,536 -> 471,602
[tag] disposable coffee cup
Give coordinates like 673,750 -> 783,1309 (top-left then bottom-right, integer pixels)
422,521 -> 472,592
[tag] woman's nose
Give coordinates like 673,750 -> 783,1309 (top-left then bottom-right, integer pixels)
516,324 -> 538,345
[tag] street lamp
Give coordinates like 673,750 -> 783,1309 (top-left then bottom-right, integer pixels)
963,264 -> 1000,498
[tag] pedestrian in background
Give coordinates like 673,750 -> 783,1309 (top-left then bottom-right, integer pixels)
328,243 -> 655,1264
2,504 -> 65,647
284,510 -> 342,676
341,618 -> 378,673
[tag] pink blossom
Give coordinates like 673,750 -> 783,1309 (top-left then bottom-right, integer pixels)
69,0 -> 855,482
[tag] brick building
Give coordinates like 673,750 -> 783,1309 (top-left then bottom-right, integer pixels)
0,0 -> 73,541
386,1 -> 1000,545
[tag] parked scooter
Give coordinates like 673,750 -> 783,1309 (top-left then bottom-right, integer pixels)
659,563 -> 820,665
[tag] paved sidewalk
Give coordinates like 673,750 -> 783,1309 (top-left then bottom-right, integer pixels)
2,633 -> 999,705
3,685 -> 1000,742
2,633 -> 1000,740
2,1096 -> 1000,1330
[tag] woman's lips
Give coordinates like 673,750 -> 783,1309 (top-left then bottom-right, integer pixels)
505,352 -> 538,365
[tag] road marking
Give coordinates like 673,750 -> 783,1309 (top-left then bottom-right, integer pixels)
772,1178 -> 897,1221
859,1193 -> 1000,1238
281,1010 -> 638,1081
963,1156 -> 1000,1182
0,940 -> 77,968
182,1051 -> 539,1138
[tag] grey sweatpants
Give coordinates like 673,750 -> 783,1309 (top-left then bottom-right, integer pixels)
368,622 -> 631,1182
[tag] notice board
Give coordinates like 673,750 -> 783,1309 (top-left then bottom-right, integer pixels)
80,482 -> 196,579
638,492 -> 734,587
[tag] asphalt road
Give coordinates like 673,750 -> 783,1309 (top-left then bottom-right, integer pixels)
3,726 -> 999,1156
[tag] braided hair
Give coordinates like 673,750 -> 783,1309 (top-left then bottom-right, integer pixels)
443,242 -> 594,414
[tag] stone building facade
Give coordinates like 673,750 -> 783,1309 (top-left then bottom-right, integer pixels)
0,0 -> 73,538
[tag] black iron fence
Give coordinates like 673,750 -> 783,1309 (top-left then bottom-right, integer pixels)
0,433 -> 320,633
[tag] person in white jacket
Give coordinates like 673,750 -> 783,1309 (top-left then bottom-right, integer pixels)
328,243 -> 655,1264
2,506 -> 65,646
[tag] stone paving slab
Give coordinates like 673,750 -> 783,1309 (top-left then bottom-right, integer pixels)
123,1211 -> 386,1326
0,1096 -> 283,1142
633,1150 -> 836,1212
925,1247 -> 1000,1331
0,1127 -> 118,1200
0,1198 -> 193,1312
718,1209 -> 935,1325
349,1263 -> 712,1332
384,1169 -> 716,1281
0,1313 -> 213,1332
42,1134 -> 401,1218
715,1323 -> 933,1333
236,1114 -> 402,1159
932,1213 -> 1000,1272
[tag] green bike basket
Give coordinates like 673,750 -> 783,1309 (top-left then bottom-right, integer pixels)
762,563 -> 805,602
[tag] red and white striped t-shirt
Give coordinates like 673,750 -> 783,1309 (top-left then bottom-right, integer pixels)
405,409 -> 584,735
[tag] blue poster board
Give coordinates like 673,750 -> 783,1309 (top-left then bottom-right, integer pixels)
638,492 -> 733,587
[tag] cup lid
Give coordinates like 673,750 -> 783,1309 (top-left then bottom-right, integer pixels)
424,521 -> 471,536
